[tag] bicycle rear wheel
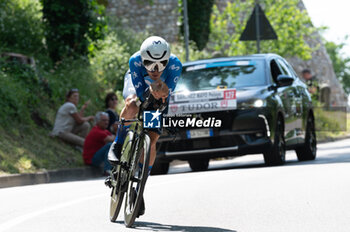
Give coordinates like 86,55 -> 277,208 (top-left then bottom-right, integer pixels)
124,133 -> 151,227
109,131 -> 134,222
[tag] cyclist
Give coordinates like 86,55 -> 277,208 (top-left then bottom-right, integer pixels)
107,36 -> 182,215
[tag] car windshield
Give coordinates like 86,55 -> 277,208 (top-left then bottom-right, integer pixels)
175,60 -> 265,92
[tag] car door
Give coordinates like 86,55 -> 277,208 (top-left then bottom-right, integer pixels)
269,58 -> 298,145
283,59 -> 310,143
277,58 -> 303,138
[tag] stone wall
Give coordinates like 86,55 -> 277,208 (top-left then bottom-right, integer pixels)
107,0 -> 348,106
287,1 -> 348,106
107,0 -> 180,42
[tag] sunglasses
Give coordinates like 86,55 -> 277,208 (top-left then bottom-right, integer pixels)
143,59 -> 168,72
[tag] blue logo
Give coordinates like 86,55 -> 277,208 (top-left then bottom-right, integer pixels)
143,110 -> 162,128
153,40 -> 161,45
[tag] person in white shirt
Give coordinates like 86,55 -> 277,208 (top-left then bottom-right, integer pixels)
51,88 -> 94,148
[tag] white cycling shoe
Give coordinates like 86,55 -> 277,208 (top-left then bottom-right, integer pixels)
108,141 -> 122,166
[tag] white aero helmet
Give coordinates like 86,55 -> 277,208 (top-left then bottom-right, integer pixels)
140,36 -> 170,72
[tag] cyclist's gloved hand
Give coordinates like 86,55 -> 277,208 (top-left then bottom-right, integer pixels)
140,88 -> 152,110
152,98 -> 168,112
140,87 -> 168,112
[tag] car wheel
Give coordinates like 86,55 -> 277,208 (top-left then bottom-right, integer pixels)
150,159 -> 170,175
295,116 -> 317,161
263,118 -> 286,166
188,158 -> 209,172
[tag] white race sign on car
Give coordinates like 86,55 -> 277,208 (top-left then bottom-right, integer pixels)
168,89 -> 237,115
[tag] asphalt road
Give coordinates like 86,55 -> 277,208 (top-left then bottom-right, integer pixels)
1,138 -> 350,232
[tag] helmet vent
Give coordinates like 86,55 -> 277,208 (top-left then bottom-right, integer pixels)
146,50 -> 167,60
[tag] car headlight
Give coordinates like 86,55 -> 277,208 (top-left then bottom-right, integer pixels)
253,99 -> 265,108
238,99 -> 266,109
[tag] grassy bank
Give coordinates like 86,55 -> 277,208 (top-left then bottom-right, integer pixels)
0,91 -> 125,176
0,126 -> 83,175
316,111 -> 350,142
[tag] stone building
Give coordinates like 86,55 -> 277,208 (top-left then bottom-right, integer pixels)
107,0 -> 348,106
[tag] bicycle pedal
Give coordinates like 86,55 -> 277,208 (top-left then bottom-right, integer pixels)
109,159 -> 121,167
131,176 -> 141,183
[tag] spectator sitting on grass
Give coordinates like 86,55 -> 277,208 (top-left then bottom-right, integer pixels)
105,92 -> 120,134
51,88 -> 94,149
82,112 -> 115,175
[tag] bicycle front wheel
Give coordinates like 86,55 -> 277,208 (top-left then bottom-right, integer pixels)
124,133 -> 151,227
109,166 -> 124,222
109,131 -> 134,222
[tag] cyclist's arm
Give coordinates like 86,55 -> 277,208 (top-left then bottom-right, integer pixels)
164,57 -> 182,100
150,80 -> 169,100
129,55 -> 146,101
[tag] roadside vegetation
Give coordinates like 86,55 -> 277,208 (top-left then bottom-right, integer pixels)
0,0 -> 348,175
314,106 -> 350,142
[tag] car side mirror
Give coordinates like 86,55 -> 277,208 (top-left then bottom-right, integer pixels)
276,75 -> 294,87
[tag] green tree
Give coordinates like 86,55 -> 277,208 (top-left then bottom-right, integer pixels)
325,39 -> 350,94
209,0 -> 316,60
179,0 -> 214,50
0,0 -> 44,55
41,0 -> 107,62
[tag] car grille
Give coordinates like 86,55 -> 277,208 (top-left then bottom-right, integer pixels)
158,109 -> 268,153
164,134 -> 244,152
190,109 -> 265,130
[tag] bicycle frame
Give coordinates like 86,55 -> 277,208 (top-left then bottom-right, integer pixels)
117,109 -> 149,170
109,94 -> 162,227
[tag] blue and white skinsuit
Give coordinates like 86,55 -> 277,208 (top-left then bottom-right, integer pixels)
114,51 -> 182,160
122,51 -> 182,101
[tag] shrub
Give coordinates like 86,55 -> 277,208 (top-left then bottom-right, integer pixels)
42,56 -> 104,116
90,32 -> 131,92
0,60 -> 46,125
179,0 -> 214,50
209,0 -> 316,59
41,0 -> 107,62
0,0 -> 44,55
171,39 -> 211,62
90,20 -> 148,92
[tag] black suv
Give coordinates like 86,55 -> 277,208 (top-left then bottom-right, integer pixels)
152,54 -> 316,174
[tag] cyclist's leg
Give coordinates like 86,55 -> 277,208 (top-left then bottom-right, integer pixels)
148,131 -> 160,167
108,71 -> 139,164
138,130 -> 160,175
